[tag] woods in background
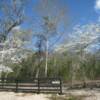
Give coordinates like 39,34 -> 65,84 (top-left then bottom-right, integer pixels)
0,0 -> 100,84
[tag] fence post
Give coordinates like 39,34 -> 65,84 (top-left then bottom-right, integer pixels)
37,78 -> 40,94
59,78 -> 62,95
15,79 -> 18,92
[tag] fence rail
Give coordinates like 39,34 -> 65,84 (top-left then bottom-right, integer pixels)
0,78 -> 62,94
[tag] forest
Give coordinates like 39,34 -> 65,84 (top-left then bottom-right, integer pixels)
0,0 -> 100,85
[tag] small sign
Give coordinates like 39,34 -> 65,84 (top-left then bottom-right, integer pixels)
52,81 -> 60,84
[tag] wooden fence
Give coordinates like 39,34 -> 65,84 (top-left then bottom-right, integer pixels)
0,78 -> 62,94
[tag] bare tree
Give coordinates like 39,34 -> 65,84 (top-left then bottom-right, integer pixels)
33,0 -> 67,77
0,0 -> 25,42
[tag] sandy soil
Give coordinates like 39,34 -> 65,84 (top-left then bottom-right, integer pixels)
0,89 -> 100,100
0,92 -> 50,100
65,89 -> 100,100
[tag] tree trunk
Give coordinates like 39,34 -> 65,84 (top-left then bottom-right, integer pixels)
36,68 -> 40,78
45,40 -> 48,77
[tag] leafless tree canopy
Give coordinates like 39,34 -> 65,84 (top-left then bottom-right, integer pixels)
0,0 -> 25,42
